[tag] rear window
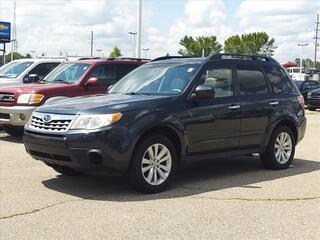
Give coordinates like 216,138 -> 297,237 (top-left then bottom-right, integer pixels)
264,66 -> 296,93
237,65 -> 268,95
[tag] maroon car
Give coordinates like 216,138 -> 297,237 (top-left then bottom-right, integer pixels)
0,58 -> 148,135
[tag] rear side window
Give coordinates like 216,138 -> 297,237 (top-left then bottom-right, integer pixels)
117,64 -> 139,79
264,66 -> 296,93
237,65 -> 268,95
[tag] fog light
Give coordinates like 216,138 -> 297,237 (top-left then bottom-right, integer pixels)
20,114 -> 26,121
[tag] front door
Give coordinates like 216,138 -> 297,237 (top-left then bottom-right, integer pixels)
185,64 -> 240,154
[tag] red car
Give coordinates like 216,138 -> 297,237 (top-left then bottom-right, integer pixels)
0,58 -> 148,135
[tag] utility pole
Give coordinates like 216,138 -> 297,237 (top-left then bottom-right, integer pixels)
90,31 -> 93,57
297,43 -> 308,74
137,0 -> 142,58
128,32 -> 137,58
142,48 -> 149,58
11,0 -> 17,61
314,14 -> 319,69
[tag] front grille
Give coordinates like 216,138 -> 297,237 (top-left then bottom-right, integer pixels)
0,93 -> 15,103
29,112 -> 75,133
0,113 -> 10,120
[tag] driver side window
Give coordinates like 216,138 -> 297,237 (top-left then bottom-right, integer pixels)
199,67 -> 233,98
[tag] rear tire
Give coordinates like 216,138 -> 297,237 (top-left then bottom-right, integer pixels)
45,163 -> 82,176
129,134 -> 177,193
261,126 -> 295,170
2,125 -> 24,136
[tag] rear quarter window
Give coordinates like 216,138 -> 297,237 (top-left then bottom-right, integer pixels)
264,66 -> 296,94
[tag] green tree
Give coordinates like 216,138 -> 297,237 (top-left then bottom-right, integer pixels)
178,35 -> 222,57
5,52 -> 30,63
224,32 -> 277,56
109,46 -> 122,58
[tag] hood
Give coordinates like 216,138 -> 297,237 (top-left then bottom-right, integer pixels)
310,88 -> 320,95
0,78 -> 20,87
36,94 -> 172,115
0,82 -> 67,94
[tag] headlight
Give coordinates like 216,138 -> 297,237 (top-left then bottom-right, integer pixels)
70,113 -> 122,130
17,94 -> 44,104
307,92 -> 312,98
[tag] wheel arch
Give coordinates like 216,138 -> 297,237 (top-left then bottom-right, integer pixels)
265,117 -> 298,146
129,124 -> 186,166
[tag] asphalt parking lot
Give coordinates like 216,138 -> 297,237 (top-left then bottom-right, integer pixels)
0,111 -> 319,240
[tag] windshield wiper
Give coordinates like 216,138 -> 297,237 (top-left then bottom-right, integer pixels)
52,79 -> 70,84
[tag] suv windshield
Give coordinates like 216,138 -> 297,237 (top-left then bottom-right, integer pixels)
0,61 -> 34,78
110,63 -> 200,95
44,63 -> 91,84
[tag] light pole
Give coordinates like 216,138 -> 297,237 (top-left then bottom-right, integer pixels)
128,31 -> 137,58
137,0 -> 142,58
297,43 -> 308,73
142,48 -> 149,58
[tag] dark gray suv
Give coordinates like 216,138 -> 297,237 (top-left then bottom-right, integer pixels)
24,54 -> 307,193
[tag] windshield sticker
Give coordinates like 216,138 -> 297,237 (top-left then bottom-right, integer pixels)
187,68 -> 194,72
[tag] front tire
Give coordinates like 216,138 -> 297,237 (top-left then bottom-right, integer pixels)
129,135 -> 177,193
308,107 -> 316,111
261,126 -> 295,170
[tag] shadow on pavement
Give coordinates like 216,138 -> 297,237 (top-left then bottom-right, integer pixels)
0,132 -> 23,144
42,156 -> 320,201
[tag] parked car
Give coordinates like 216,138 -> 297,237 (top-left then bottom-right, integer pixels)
286,67 -> 309,81
306,88 -> 320,111
0,58 -> 148,135
0,59 -> 63,87
24,54 -> 306,193
295,80 -> 320,105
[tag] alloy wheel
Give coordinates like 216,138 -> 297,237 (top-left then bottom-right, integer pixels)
274,132 -> 292,164
141,143 -> 172,186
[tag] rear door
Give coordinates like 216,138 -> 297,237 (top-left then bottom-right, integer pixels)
236,64 -> 277,148
185,63 -> 240,153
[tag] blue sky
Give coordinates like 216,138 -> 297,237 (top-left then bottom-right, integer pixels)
0,0 -> 319,63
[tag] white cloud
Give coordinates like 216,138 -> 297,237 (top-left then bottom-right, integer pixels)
237,0 -> 320,62
149,0 -> 233,56
0,0 -> 319,61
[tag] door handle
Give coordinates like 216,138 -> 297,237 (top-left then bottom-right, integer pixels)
229,105 -> 240,110
269,101 -> 279,106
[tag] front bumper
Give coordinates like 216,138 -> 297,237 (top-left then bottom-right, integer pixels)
23,127 -> 131,172
0,106 -> 36,126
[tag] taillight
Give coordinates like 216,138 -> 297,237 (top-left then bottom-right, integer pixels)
297,95 -> 305,108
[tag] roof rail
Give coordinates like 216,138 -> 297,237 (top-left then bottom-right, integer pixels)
106,57 -> 150,61
208,53 -> 278,63
77,57 -> 101,60
151,56 -> 196,62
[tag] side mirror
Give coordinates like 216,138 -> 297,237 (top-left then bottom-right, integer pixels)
85,77 -> 99,87
23,74 -> 40,83
191,85 -> 215,99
